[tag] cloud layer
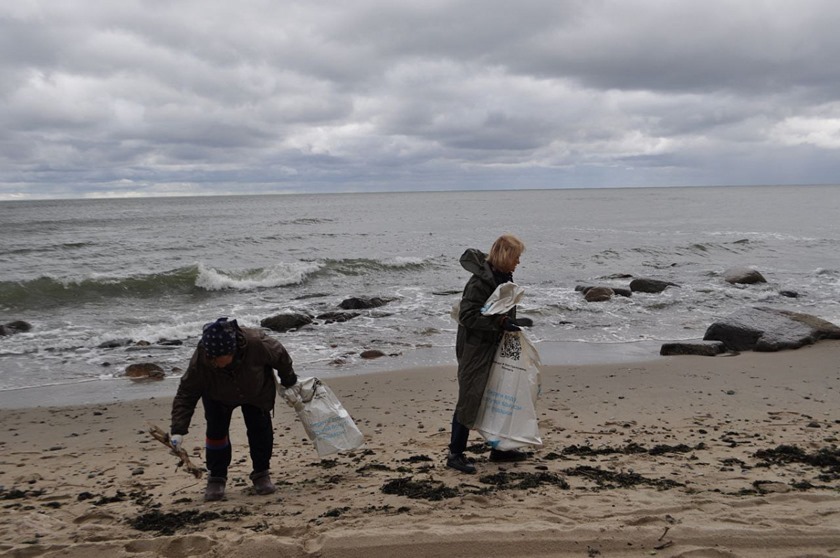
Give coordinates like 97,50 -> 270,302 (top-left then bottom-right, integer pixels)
2,1 -> 839,199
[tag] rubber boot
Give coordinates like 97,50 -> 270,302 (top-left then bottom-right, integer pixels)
250,470 -> 276,495
203,476 -> 226,502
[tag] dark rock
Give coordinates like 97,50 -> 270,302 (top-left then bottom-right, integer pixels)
6,320 -> 32,333
316,311 -> 360,324
260,313 -> 313,332
703,307 -> 840,351
584,286 -> 614,302
660,341 -> 727,356
158,339 -> 183,346
124,363 -> 165,380
0,320 -> 33,336
577,285 -> 631,298
724,267 -> 767,285
629,278 -> 679,293
98,339 -> 133,349
339,297 -> 390,310
779,290 -> 799,298
360,350 -> 386,359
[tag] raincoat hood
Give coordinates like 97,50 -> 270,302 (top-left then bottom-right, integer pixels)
459,248 -> 494,285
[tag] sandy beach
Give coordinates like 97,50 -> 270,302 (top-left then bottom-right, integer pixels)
2,342 -> 839,557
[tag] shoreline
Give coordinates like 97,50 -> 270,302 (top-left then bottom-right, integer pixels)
1,341 -> 839,556
0,338 -> 668,410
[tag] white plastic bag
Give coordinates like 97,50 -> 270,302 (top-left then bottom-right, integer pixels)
451,282 -> 525,324
480,282 -> 525,316
278,376 -> 365,457
474,331 -> 543,451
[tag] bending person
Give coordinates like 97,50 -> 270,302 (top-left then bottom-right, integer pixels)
170,317 -> 298,501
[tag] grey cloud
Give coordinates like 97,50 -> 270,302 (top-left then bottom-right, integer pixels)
1,1 -> 840,199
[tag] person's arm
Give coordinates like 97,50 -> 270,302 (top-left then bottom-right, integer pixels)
170,350 -> 203,436
458,278 -> 504,331
260,331 -> 297,387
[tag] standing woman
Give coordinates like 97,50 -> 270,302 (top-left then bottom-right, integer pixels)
447,234 -> 531,473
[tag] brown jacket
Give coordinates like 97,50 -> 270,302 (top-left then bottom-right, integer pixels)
170,327 -> 296,435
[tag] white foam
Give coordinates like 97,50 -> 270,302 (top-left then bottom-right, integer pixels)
195,261 -> 322,291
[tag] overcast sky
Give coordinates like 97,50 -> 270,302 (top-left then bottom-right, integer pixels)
2,1 -> 839,199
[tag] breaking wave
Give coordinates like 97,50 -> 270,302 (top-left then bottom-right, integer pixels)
0,257 -> 438,309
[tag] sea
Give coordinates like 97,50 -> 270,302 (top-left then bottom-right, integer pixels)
1,185 -> 839,408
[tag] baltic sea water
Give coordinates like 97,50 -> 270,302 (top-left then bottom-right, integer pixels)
1,185 -> 839,406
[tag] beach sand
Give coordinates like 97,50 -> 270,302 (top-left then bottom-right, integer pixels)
1,342 -> 839,557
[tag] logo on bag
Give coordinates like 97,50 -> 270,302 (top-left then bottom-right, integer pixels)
499,333 -> 521,360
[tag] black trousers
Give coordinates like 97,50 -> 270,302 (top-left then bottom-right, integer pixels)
449,412 -> 470,454
202,396 -> 273,479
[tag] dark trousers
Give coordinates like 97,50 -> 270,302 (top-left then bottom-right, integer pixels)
449,412 -> 470,455
202,396 -> 273,479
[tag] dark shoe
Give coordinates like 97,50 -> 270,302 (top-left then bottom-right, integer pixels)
446,452 -> 476,474
250,470 -> 276,495
489,449 -> 528,463
204,476 -> 226,502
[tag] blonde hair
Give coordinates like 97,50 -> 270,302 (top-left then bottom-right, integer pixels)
487,234 -> 525,272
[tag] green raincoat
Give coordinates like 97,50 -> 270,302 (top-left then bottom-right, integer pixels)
454,248 -> 516,428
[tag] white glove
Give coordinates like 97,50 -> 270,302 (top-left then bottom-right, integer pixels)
283,383 -> 304,409
170,433 -> 183,451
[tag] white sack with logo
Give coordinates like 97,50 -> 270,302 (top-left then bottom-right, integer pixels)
277,376 -> 365,457
472,282 -> 542,451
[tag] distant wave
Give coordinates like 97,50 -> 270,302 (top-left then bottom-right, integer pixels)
0,242 -> 95,256
277,217 -> 335,225
314,257 -> 435,277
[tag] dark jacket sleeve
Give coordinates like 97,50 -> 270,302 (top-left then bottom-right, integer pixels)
170,349 -> 204,435
458,276 -> 505,332
259,330 -> 297,387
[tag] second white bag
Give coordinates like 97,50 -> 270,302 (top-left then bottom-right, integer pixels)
280,376 -> 366,457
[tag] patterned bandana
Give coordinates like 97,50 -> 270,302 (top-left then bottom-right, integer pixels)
201,318 -> 238,358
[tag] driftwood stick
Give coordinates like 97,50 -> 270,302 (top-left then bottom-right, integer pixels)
148,423 -> 204,479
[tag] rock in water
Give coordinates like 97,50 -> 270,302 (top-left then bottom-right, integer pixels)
583,286 -> 614,302
339,297 -> 390,310
260,313 -> 313,332
629,278 -> 678,293
723,267 -> 767,284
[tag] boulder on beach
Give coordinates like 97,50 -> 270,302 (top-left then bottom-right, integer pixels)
339,297 -> 390,310
261,313 -> 313,332
360,349 -> 386,359
124,363 -> 165,380
660,340 -> 728,357
724,267 -> 767,285
703,306 -> 840,351
629,278 -> 679,293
